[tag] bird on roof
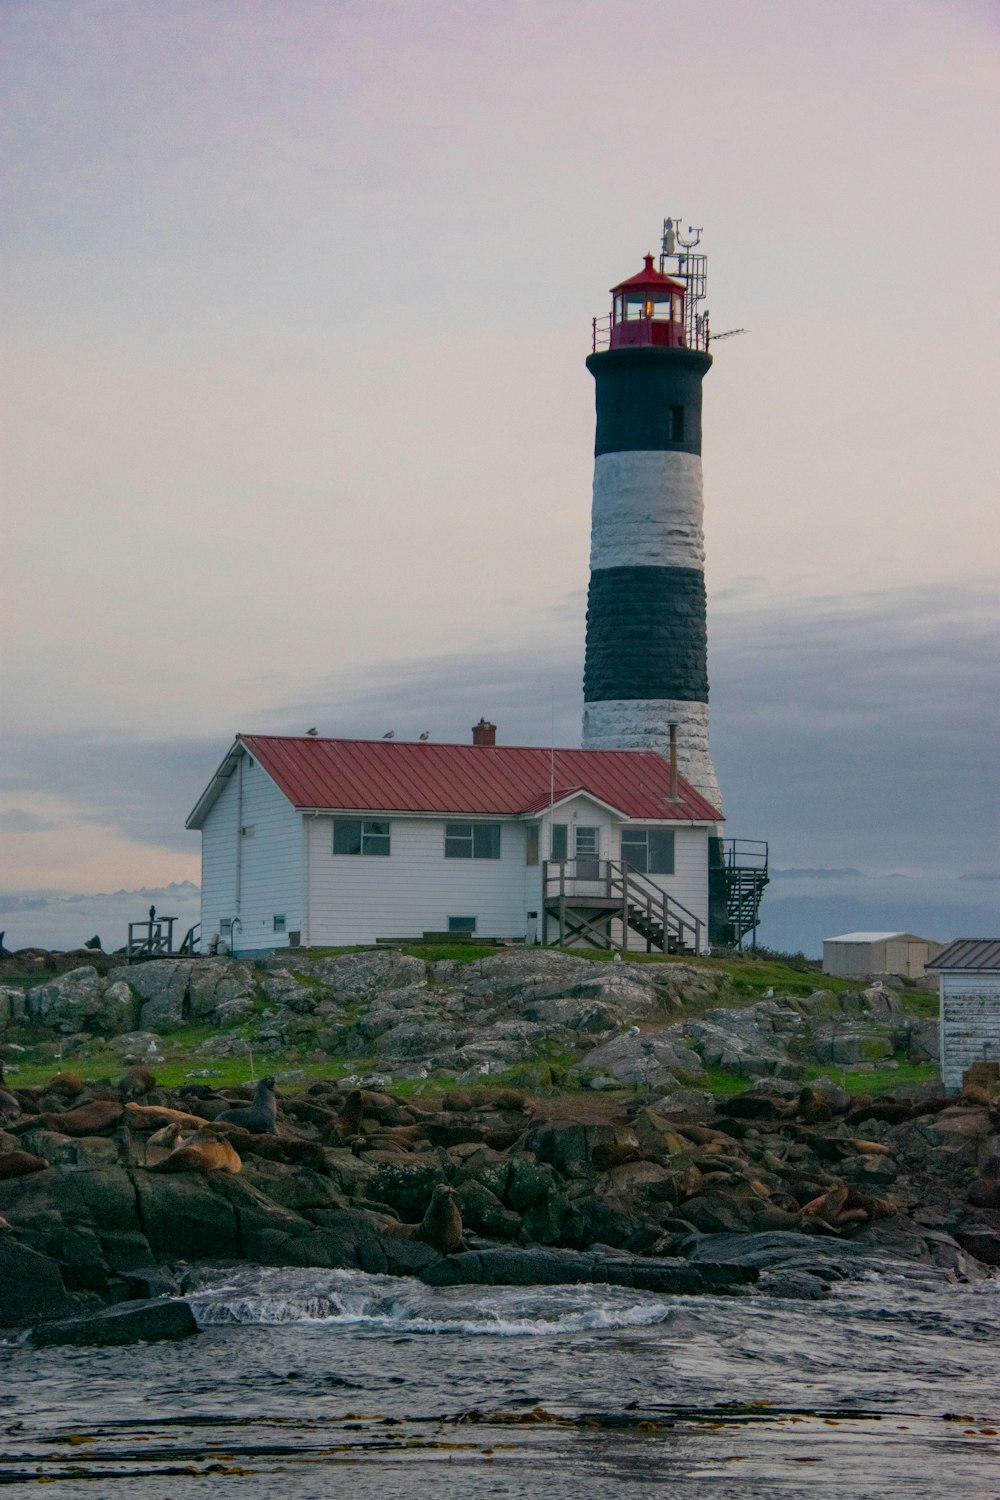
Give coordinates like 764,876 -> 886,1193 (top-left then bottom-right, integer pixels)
382,731 -> 395,739
419,731 -> 430,741
306,728 -> 318,736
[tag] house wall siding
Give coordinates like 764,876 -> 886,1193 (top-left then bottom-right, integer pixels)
200,755 -> 302,953
305,816 -> 533,945
939,972 -> 1000,1093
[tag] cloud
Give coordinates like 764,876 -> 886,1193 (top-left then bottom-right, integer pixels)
0,808 -> 63,833
0,579 -> 995,902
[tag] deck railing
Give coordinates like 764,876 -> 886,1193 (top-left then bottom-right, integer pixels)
542,859 -> 703,953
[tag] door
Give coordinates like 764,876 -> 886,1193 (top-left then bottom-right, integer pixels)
575,826 -> 601,882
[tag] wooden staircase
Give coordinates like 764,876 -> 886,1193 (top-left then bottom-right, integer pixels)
542,860 -> 704,954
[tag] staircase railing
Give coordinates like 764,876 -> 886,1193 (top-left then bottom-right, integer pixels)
542,859 -> 704,953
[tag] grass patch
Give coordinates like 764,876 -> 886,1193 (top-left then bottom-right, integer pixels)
702,1069 -> 762,1096
801,1058 -> 940,1095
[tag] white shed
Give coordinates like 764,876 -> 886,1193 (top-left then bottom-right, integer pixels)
926,938 -> 1000,1093
822,932 -> 944,980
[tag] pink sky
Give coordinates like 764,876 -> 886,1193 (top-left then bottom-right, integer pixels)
2,0 -> 997,894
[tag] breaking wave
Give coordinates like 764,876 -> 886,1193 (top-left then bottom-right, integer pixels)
185,1265 -> 678,1336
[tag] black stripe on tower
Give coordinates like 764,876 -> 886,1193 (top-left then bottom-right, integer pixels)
584,566 -> 708,703
586,347 -> 711,457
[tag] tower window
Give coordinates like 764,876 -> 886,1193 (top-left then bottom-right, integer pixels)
669,406 -> 685,442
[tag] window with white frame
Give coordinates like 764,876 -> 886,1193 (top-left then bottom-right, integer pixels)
620,827 -> 675,874
333,819 -> 391,856
444,823 -> 501,859
273,914 -> 287,933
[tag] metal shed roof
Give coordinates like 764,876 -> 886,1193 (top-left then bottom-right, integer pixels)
925,939 -> 1000,971
823,932 -> 927,945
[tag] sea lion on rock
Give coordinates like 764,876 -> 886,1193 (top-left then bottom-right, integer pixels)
10,1099 -> 123,1137
326,1089 -> 365,1141
148,1126 -> 242,1175
214,1078 -> 278,1135
117,1065 -> 156,1100
143,1121 -> 183,1163
0,1062 -> 20,1122
124,1103 -> 211,1132
44,1072 -> 87,1101
386,1184 -> 465,1254
0,1148 -> 48,1180
420,1183 -> 464,1254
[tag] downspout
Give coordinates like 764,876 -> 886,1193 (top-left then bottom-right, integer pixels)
235,752 -> 244,913
302,811 -> 318,948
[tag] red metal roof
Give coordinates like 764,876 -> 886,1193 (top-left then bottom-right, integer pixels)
611,254 -> 685,294
233,735 -> 721,823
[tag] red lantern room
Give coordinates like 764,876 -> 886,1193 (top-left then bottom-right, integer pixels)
607,253 -> 687,350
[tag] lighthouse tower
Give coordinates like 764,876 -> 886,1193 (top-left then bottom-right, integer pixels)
581,224 -> 721,813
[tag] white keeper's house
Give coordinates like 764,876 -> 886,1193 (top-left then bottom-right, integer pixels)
186,721 -> 722,957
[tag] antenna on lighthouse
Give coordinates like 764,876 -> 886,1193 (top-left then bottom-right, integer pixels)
660,213 -> 709,351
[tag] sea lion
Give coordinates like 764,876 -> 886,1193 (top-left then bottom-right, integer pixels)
214,1078 -> 278,1135
0,1148 -> 48,1179
10,1099 -> 123,1137
148,1126 -> 242,1175
327,1089 -> 366,1141
123,1103 -> 211,1132
44,1072 -> 87,1101
0,1062 -> 20,1123
419,1183 -> 464,1254
143,1121 -> 183,1163
117,1065 -> 156,1100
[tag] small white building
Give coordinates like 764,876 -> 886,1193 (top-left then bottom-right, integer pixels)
186,725 -> 723,957
926,938 -> 1000,1093
822,931 -> 944,981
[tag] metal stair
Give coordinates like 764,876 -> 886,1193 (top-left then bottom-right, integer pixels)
709,839 -> 769,948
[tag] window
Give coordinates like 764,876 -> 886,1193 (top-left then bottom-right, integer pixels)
669,406 -> 685,442
333,818 -> 391,856
621,827 -> 675,874
525,825 -> 539,867
448,916 -> 477,933
575,825 -> 601,879
273,914 -> 286,933
241,824 -> 255,837
550,823 -> 568,862
444,823 -> 501,859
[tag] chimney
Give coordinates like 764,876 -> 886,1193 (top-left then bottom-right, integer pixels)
472,718 -> 497,747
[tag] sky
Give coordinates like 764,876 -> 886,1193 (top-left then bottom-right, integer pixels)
2,0 -> 998,950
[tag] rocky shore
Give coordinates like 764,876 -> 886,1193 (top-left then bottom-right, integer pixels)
1,948 -> 997,1341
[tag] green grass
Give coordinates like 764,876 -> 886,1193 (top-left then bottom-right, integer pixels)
800,1058 -> 940,1096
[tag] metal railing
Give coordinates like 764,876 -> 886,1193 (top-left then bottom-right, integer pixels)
542,858 -> 703,953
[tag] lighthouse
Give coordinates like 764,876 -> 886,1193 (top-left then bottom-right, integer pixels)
581,223 -> 721,813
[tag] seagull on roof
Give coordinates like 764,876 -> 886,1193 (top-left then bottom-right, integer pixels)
419,731 -> 430,740
382,731 -> 395,739
306,728 -> 318,736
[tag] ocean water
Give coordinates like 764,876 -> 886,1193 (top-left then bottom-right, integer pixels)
2,1267 -> 998,1498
